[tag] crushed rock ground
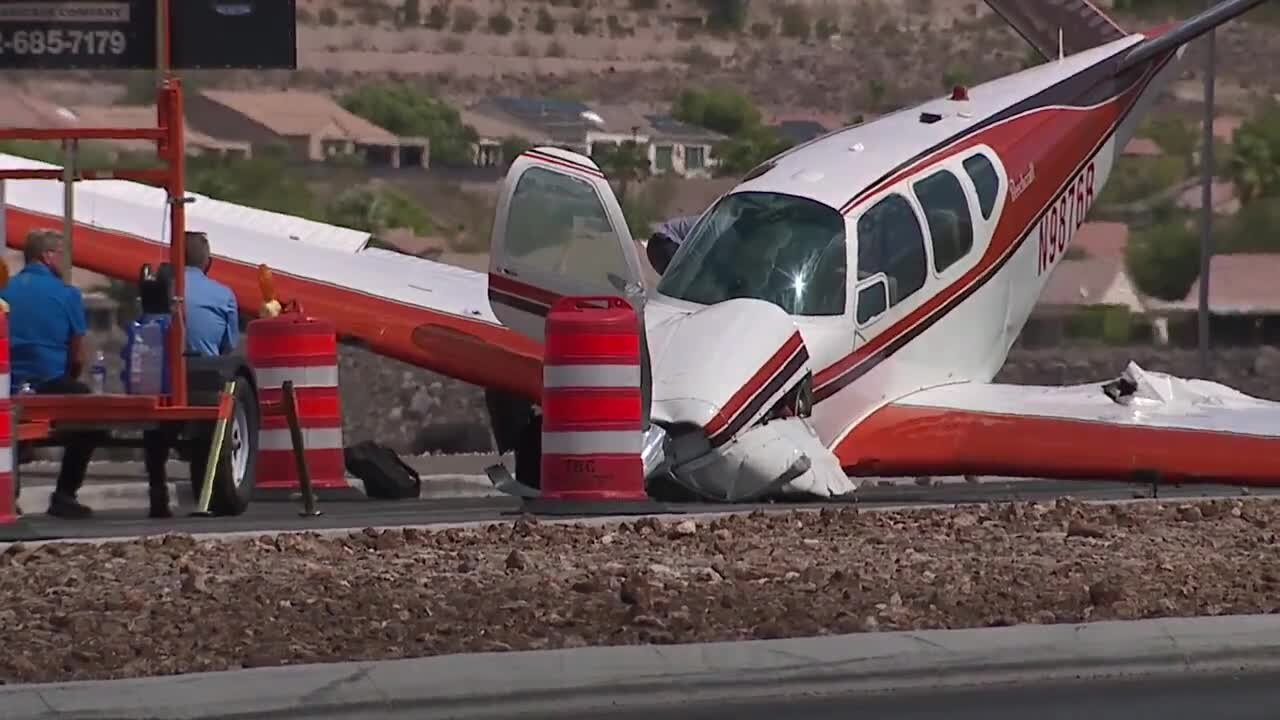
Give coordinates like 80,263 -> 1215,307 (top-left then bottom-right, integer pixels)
3,496 -> 1280,684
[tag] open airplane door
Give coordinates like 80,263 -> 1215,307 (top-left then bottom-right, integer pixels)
487,147 -> 648,342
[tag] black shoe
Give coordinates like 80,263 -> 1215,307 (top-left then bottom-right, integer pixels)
149,487 -> 173,519
47,492 -> 93,519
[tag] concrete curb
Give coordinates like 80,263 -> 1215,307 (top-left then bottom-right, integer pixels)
5,614 -> 1280,719
16,473 -> 503,512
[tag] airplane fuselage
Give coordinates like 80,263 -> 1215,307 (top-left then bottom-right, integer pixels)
643,33 -> 1185,473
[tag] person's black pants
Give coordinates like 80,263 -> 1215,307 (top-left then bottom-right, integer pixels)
33,377 -> 102,498
34,377 -> 174,499
143,427 -> 178,491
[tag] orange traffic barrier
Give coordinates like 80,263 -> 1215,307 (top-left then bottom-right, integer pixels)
528,296 -> 661,515
246,312 -> 361,500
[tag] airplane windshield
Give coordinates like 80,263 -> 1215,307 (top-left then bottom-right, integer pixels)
656,191 -> 847,316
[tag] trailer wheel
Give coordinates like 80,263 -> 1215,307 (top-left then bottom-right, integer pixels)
189,376 -> 259,516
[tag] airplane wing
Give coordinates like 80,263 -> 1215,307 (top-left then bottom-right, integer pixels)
0,153 -> 543,400
840,362 -> 1280,486
983,0 -> 1129,60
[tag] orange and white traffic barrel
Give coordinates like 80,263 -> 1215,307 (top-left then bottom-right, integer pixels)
0,312 -> 15,528
530,296 -> 659,514
246,313 -> 361,500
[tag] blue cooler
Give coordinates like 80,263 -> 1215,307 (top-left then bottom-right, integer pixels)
120,313 -> 172,395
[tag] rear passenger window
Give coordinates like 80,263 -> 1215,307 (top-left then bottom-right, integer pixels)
963,153 -> 999,220
855,193 -> 927,308
913,169 -> 975,273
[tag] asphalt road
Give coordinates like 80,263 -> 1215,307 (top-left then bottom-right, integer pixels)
512,671 -> 1280,720
3,477 -> 1269,542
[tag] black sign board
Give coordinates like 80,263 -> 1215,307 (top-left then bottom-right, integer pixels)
0,0 -> 295,70
171,1 -> 296,70
0,0 -> 157,69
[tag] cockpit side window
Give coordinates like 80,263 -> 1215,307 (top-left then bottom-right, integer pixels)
913,169 -> 975,274
656,192 -> 846,316
962,153 -> 999,220
855,193 -> 927,307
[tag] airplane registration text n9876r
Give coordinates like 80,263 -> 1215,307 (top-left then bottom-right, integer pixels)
1037,158 -> 1097,275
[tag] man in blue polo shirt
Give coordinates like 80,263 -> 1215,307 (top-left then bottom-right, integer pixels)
3,229 -> 98,519
142,230 -> 240,518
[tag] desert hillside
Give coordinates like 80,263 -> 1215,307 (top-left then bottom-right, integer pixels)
5,0 -> 1278,118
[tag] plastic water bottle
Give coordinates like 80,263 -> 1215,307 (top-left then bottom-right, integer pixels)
90,350 -> 107,394
128,329 -> 148,395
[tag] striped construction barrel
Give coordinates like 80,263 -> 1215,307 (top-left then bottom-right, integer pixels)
246,314 -> 360,500
0,313 -> 14,526
538,296 -> 650,506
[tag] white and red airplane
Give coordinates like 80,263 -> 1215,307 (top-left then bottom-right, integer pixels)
3,0 -> 1278,501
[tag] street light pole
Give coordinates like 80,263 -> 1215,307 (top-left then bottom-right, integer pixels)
1197,0 -> 1218,378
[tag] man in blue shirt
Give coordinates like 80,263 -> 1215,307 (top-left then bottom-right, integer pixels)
181,231 -> 240,356
3,229 -> 99,519
143,231 -> 240,517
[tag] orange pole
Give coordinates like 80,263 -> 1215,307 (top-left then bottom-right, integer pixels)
158,0 -> 188,407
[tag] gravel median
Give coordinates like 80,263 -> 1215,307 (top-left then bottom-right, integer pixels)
3,496 -> 1279,685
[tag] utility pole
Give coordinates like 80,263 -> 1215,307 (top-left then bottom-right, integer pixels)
1197,0 -> 1218,379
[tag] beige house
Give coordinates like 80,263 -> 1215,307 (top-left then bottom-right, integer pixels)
186,90 -> 429,168
461,97 -> 725,177
1021,222 -> 1149,346
1144,253 -> 1280,346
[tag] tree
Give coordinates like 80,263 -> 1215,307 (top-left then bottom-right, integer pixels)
187,155 -> 320,220
1142,117 -> 1198,172
1217,195 -> 1280,253
500,136 -> 533,167
1229,129 -> 1278,205
595,140 -> 651,197
866,79 -> 887,111
401,0 -> 420,26
424,3 -> 448,29
339,83 -> 479,167
325,184 -> 434,235
711,126 -> 794,177
700,0 -> 748,33
672,87 -> 761,137
1228,100 -> 1280,204
1125,208 -> 1200,302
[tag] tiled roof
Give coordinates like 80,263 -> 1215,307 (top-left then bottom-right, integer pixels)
1038,256 -> 1124,307
68,104 -> 250,153
1073,221 -> 1129,259
466,97 -> 725,144
1166,253 -> 1280,313
459,108 -> 542,142
199,90 -> 399,145
1175,178 -> 1240,214
0,91 -> 78,128
1122,137 -> 1163,156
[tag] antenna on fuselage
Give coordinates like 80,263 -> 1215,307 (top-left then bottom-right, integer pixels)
1058,27 -> 1064,60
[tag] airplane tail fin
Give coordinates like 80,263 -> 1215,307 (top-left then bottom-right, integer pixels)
983,0 -> 1128,61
